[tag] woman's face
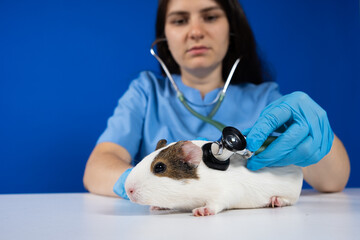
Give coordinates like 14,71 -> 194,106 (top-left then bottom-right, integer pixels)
164,0 -> 229,75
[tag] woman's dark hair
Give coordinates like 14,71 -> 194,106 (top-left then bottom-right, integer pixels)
155,0 -> 272,84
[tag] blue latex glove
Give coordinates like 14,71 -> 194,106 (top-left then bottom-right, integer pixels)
245,91 -> 334,171
113,168 -> 133,200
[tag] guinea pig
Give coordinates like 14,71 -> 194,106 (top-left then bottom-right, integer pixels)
125,140 -> 303,217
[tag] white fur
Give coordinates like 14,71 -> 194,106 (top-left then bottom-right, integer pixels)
125,140 -> 303,215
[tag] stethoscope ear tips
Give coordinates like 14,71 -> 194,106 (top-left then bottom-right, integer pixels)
221,126 -> 246,152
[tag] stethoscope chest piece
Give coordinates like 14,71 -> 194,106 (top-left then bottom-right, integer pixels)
221,127 -> 246,151
202,126 -> 250,171
202,142 -> 230,171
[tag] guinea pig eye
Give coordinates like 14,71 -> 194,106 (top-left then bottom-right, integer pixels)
153,162 -> 167,174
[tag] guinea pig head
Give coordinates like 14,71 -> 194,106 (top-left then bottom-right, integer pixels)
125,140 -> 202,208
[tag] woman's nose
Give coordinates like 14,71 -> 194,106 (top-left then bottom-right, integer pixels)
188,21 -> 204,41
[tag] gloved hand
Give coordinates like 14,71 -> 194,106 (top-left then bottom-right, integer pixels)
245,91 -> 334,171
113,168 -> 133,200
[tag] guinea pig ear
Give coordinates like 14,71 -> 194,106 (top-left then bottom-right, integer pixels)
155,139 -> 167,150
181,141 -> 202,167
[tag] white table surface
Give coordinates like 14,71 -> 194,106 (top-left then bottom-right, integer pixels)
1,189 -> 360,240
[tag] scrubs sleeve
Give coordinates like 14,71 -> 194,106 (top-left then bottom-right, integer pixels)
96,73 -> 150,160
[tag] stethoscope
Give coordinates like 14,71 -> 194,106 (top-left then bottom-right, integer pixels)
150,38 -> 240,132
150,39 -> 276,170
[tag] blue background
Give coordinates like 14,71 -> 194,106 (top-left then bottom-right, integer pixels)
0,0 -> 359,194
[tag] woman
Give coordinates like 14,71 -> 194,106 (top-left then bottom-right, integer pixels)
83,0 -> 350,198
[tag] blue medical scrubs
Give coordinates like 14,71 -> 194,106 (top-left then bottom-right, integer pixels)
97,71 -> 282,165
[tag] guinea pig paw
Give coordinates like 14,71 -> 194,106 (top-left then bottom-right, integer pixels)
150,206 -> 170,211
268,196 -> 291,208
192,207 -> 216,217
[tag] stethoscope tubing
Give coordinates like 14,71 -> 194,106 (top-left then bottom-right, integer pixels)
178,92 -> 226,131
150,38 -> 240,131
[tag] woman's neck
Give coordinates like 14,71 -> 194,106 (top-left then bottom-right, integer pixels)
180,66 -> 224,98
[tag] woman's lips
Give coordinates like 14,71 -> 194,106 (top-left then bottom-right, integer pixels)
187,46 -> 209,55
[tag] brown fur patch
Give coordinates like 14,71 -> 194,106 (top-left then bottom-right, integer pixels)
150,141 -> 199,180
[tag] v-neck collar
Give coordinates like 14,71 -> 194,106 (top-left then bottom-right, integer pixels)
172,75 -> 223,106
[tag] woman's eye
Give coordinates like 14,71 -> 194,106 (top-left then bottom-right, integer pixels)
171,18 -> 187,25
204,15 -> 218,22
153,162 -> 167,174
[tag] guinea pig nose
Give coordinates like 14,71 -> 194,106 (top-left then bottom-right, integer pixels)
126,187 -> 138,202
127,187 -> 135,196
